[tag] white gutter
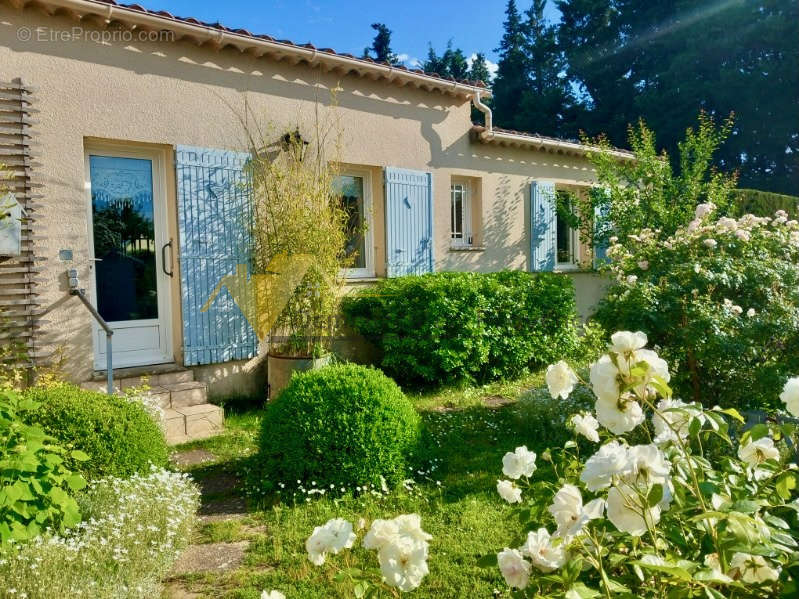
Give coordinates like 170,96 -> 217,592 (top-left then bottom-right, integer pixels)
471,91 -> 493,132
36,0 -> 490,98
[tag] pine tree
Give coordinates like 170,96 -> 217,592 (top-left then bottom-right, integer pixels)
517,0 -> 575,136
492,0 -> 530,130
363,23 -> 400,65
468,52 -> 492,85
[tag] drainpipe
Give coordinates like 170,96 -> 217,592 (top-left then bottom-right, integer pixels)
471,91 -> 493,137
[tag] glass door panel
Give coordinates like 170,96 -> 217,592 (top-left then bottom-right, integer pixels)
89,155 -> 158,322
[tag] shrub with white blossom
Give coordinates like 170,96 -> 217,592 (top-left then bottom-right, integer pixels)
595,205 -> 799,409
491,331 -> 799,598
0,467 -> 199,598
305,514 -> 432,594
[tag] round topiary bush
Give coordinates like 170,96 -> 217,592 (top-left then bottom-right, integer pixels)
23,383 -> 169,479
256,364 -> 421,494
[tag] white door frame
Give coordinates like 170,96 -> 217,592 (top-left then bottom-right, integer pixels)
84,142 -> 173,370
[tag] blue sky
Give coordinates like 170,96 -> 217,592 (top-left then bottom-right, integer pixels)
140,0 -> 561,78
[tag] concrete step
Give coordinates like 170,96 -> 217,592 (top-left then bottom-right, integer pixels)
164,403 -> 225,445
81,367 -> 195,394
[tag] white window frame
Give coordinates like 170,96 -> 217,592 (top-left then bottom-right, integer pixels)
450,181 -> 472,247
338,169 -> 375,279
555,195 -> 580,270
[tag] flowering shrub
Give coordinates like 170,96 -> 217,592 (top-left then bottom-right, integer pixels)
0,467 -> 199,598
595,206 -> 799,409
305,513 -> 432,594
492,331 -> 799,598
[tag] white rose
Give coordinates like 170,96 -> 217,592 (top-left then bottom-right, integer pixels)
637,260 -> 649,270
548,484 -> 605,539
716,217 -> 738,232
261,592 -> 285,599
502,446 -> 537,479
497,548 -> 531,589
746,307 -> 756,317
571,412 -> 600,443
378,537 -> 430,592
546,360 -> 578,399
738,437 -> 780,466
695,202 -> 716,219
626,274 -> 638,284
652,398 -> 700,445
305,524 -> 337,565
623,444 -> 671,486
703,238 -> 717,249
610,331 -> 648,354
780,377 -> 799,417
497,479 -> 522,504
393,514 -> 432,548
735,229 -> 751,242
580,440 -> 630,491
595,394 -> 645,435
362,518 -> 399,551
521,528 -> 568,572
589,355 -> 620,402
606,486 -> 661,537
324,518 -> 356,553
729,552 -> 780,584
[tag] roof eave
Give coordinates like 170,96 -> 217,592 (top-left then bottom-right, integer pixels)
471,126 -> 634,160
14,0 -> 491,100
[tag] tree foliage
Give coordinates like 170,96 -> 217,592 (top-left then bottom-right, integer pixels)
363,23 -> 400,65
561,113 -> 738,250
552,0 -> 798,193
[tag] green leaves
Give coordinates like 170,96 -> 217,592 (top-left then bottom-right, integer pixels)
776,472 -> 798,500
0,388 -> 86,547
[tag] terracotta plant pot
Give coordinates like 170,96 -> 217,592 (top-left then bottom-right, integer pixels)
267,353 -> 331,400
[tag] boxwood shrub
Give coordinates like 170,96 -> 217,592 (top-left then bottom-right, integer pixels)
341,271 -> 578,387
256,364 -> 421,493
23,383 -> 169,479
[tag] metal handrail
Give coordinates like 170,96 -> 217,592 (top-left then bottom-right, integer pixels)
68,271 -> 113,394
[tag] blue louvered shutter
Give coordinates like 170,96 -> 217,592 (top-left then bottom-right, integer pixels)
176,145 -> 257,366
530,181 -> 556,272
593,188 -> 611,269
385,167 -> 434,277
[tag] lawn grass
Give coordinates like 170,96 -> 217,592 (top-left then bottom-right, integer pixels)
168,370 -> 566,598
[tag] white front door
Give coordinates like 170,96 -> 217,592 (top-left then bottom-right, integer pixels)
86,145 -> 173,370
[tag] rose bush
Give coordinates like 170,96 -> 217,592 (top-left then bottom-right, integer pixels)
304,513 -> 432,595
491,331 -> 799,598
595,206 -> 799,409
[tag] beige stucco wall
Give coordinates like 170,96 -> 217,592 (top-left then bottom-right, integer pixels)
0,5 -> 602,392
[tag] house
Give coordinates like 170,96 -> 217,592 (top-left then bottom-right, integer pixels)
0,0 -> 630,441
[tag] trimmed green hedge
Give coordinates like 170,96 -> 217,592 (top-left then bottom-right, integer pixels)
23,383 -> 168,479
256,364 -> 421,493
733,188 -> 799,219
341,271 -> 578,387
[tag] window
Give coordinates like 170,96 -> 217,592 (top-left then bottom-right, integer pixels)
556,192 -> 579,268
450,182 -> 472,246
333,171 -> 373,278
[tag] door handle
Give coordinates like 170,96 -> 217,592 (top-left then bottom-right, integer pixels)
161,239 -> 174,277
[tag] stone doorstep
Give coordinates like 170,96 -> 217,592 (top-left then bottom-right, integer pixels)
165,404 -> 224,445
168,381 -> 208,409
